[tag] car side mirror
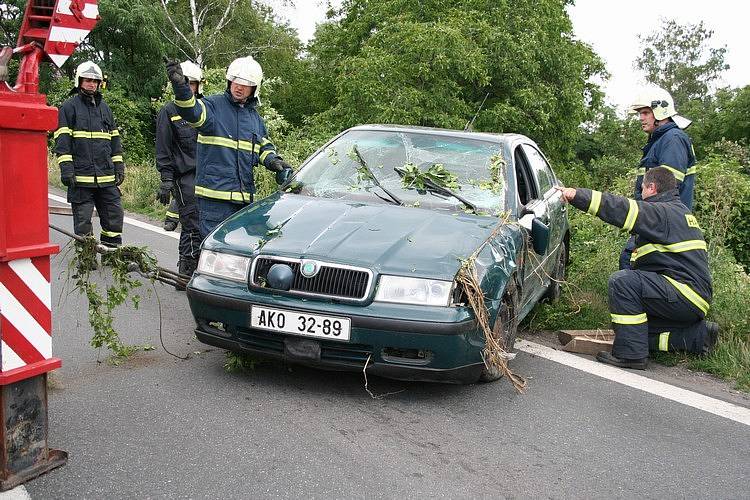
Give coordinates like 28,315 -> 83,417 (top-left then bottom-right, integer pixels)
531,218 -> 550,255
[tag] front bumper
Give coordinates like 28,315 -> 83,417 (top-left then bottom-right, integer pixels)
186,276 -> 489,384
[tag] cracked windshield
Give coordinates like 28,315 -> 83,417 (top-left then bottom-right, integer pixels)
289,130 -> 506,214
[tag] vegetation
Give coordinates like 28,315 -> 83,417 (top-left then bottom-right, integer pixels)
8,0 -> 745,386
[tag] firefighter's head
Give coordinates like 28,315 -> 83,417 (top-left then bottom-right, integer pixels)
225,56 -> 263,104
629,86 -> 692,133
75,61 -> 103,94
642,167 -> 677,199
180,60 -> 204,96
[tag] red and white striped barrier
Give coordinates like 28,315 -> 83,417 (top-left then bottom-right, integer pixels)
0,257 -> 52,372
44,0 -> 99,69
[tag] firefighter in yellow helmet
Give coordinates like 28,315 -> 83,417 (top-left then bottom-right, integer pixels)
54,61 -> 125,268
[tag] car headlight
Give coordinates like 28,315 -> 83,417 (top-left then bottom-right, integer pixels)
197,250 -> 251,282
374,275 -> 453,306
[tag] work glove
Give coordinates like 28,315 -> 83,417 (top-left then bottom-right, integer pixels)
269,158 -> 293,185
115,170 -> 125,186
61,171 -> 75,188
157,179 -> 173,205
165,58 -> 185,86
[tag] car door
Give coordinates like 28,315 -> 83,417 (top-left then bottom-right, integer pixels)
520,143 -> 566,284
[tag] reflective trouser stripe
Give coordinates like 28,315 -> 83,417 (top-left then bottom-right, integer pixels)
660,164 -> 686,181
658,332 -> 670,352
631,239 -> 707,262
194,185 -> 252,202
101,230 -> 121,237
610,312 -> 648,325
111,155 -> 123,163
622,199 -> 639,232
588,190 -> 602,215
165,210 -> 179,219
662,275 -> 710,315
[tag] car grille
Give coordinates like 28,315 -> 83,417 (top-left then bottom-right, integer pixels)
235,327 -> 372,366
250,256 -> 372,301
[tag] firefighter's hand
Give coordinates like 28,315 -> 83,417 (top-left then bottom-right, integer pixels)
157,179 -> 173,205
554,186 -> 576,203
269,159 -> 293,184
165,58 -> 185,86
61,171 -> 75,188
115,171 -> 125,186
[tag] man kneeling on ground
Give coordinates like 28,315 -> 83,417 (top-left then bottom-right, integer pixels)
556,167 -> 718,370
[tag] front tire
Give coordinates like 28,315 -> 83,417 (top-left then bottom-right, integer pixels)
479,280 -> 519,383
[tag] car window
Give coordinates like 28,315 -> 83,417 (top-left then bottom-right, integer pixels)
521,144 -> 555,196
291,130 -> 508,214
513,147 -> 537,206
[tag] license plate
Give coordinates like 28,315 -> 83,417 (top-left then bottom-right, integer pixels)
250,305 -> 351,341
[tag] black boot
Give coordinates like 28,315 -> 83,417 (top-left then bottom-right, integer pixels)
702,321 -> 719,355
163,218 -> 179,232
596,351 -> 648,370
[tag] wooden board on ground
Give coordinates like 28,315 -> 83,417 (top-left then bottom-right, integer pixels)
557,329 -> 615,356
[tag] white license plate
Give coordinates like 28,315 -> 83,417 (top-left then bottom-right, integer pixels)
250,305 -> 351,341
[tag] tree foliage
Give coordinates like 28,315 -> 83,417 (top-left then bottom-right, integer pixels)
289,0 -> 605,159
635,19 -> 728,108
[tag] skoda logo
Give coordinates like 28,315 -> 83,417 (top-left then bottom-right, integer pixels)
300,260 -> 319,278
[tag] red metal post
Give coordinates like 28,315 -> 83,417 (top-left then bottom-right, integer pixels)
0,47 -> 66,493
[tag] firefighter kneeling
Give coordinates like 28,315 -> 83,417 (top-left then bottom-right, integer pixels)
557,167 -> 718,370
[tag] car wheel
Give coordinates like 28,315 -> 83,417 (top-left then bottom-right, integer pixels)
543,241 -> 568,303
478,280 -> 519,383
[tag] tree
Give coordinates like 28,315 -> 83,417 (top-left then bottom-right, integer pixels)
635,19 -> 729,108
293,0 -> 606,160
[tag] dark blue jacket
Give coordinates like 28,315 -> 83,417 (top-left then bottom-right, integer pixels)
172,80 -> 280,203
635,121 -> 696,208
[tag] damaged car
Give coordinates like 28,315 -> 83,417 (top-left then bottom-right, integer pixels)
186,125 -> 569,383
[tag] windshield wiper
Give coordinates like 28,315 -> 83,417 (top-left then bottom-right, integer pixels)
351,145 -> 403,206
394,166 -> 477,213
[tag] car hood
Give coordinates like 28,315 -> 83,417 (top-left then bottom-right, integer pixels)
207,194 -> 514,280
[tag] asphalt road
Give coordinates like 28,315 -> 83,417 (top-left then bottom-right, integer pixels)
19,208 -> 750,498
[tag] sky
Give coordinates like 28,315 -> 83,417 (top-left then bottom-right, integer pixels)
272,0 -> 750,113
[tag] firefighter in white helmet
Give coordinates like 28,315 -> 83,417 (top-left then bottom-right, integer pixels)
618,86 -> 696,270
54,61 -> 125,268
155,60 -> 204,287
164,56 -> 293,239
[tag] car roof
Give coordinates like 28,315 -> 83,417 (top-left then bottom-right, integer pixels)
348,124 -> 532,146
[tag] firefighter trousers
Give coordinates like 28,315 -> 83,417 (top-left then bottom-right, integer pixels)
68,185 -> 124,247
172,171 -> 201,263
608,269 -> 709,360
196,197 -> 250,240
165,198 -> 180,223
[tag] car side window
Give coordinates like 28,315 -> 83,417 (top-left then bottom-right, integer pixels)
521,144 -> 555,196
514,146 -> 538,206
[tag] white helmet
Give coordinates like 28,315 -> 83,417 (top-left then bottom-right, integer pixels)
629,86 -> 691,129
226,56 -> 263,100
180,60 -> 204,94
75,61 -> 103,85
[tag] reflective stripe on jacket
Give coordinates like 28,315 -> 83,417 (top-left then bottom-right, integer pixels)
54,90 -> 124,188
171,80 -> 280,203
635,121 -> 696,208
572,188 -> 712,314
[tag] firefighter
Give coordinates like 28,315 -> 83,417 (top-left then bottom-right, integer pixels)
55,61 -> 125,267
557,167 -> 718,370
164,56 -> 293,239
620,86 -> 696,269
156,60 -> 203,285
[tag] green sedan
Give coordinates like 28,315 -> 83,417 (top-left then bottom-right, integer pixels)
187,125 -> 569,383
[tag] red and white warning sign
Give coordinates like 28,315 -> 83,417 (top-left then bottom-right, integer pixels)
44,0 -> 99,68
0,257 -> 52,372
